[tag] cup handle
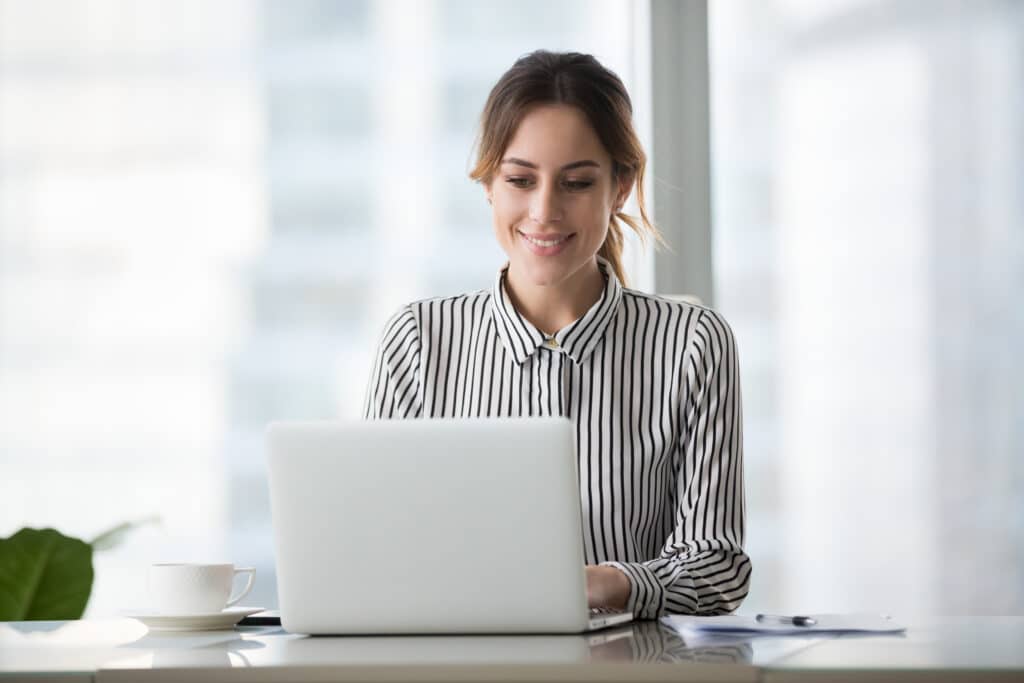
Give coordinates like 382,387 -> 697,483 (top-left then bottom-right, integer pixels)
226,567 -> 256,608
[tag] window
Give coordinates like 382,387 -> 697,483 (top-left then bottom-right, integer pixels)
0,0 -> 650,615
710,0 -> 1024,614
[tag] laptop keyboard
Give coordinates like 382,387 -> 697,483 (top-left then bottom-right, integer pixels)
589,607 -> 622,616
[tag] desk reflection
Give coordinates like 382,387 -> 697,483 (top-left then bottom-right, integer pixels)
612,621 -> 754,664
224,621 -> 755,669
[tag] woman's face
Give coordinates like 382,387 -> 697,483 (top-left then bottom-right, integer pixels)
486,104 -> 630,289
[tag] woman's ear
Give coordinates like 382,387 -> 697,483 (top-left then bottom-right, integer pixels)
614,170 -> 634,212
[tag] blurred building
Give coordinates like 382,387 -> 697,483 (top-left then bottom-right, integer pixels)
2,0 -> 1018,618
711,0 -> 1024,614
0,0 -> 638,614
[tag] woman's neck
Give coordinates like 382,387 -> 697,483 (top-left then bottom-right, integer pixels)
504,259 -> 605,336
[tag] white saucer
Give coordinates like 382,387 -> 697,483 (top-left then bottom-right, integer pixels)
123,607 -> 265,632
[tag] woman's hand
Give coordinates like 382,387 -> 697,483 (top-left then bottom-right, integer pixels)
585,565 -> 631,610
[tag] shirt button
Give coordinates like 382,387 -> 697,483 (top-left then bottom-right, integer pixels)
545,337 -> 560,349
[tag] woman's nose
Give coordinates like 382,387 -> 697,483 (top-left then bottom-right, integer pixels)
528,183 -> 563,224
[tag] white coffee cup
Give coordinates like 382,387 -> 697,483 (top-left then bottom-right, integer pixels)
148,563 -> 255,615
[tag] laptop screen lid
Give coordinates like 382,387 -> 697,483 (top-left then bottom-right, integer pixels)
266,417 -> 591,634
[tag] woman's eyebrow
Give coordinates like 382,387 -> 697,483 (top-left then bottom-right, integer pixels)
501,157 -> 601,171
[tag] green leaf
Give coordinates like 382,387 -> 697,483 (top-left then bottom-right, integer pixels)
0,528 -> 93,621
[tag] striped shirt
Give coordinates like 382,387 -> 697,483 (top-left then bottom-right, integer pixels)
363,256 -> 751,618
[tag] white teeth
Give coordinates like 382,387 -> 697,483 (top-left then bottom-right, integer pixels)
522,233 -> 569,248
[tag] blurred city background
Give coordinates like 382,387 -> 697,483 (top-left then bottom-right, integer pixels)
1,0 -> 1021,617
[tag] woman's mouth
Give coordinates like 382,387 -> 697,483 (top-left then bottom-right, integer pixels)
519,230 -> 575,255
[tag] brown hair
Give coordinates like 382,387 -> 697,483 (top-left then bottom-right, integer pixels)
470,50 -> 665,287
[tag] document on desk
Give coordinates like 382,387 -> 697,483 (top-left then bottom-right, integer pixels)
662,613 -> 907,636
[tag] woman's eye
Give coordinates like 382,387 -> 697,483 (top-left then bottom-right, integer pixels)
564,179 -> 594,191
503,177 -> 593,191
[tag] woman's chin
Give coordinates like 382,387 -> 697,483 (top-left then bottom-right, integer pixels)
512,259 -> 577,289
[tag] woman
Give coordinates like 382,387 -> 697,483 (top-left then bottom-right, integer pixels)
365,50 -> 750,618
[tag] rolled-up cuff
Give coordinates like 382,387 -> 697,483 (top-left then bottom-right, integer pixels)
600,561 -> 666,620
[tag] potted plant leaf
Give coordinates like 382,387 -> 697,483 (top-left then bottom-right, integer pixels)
0,518 -> 158,621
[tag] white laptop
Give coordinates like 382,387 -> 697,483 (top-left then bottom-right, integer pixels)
266,417 -> 634,635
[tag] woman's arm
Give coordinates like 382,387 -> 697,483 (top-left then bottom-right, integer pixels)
600,309 -> 751,618
363,305 -> 423,420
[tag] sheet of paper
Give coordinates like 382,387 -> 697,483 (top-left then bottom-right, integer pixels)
662,613 -> 906,636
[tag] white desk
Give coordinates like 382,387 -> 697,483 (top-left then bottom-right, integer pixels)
1,617 -> 1021,682
764,616 -> 1024,682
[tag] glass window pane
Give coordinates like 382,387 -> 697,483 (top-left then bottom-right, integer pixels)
710,0 -> 1024,615
0,0 -> 646,615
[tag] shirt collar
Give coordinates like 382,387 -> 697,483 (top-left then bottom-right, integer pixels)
490,255 -> 624,366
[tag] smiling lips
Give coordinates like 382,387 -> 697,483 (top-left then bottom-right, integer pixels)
519,230 -> 575,255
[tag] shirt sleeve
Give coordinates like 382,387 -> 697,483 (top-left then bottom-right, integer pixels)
602,309 -> 751,618
363,304 -> 423,420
